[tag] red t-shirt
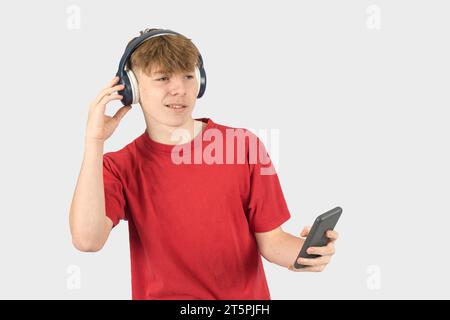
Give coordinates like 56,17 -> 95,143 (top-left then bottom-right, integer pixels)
103,117 -> 291,300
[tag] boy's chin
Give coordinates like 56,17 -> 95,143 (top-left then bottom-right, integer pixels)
161,112 -> 194,127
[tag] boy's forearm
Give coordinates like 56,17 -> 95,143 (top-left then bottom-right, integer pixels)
265,231 -> 304,268
69,138 -> 108,249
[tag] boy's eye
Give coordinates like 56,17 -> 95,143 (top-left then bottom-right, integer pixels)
157,75 -> 194,81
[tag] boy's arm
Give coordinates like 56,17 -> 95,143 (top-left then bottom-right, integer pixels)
69,76 -> 131,252
69,138 -> 113,252
254,226 -> 339,272
254,227 -> 304,268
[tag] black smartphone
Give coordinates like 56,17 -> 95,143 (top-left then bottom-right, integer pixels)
293,206 -> 342,269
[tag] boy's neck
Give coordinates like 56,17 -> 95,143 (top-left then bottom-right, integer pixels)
145,117 -> 207,145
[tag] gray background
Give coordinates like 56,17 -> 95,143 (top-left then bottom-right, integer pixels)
0,0 -> 448,299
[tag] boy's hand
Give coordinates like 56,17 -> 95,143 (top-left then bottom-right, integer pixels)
85,76 -> 132,142
288,226 -> 339,272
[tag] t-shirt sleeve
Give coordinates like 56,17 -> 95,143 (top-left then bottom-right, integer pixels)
246,133 -> 291,233
103,154 -> 127,228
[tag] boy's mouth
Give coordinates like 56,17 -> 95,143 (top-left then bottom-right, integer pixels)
164,104 -> 187,110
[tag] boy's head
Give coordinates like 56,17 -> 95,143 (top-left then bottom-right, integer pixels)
127,28 -> 202,127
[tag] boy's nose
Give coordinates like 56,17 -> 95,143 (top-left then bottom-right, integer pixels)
169,78 -> 187,96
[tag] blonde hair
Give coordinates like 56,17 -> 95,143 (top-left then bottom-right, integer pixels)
127,28 -> 201,77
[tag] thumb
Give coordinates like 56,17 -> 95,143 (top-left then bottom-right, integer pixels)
300,226 -> 311,238
113,105 -> 132,122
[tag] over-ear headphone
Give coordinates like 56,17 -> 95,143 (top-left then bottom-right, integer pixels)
116,28 -> 207,106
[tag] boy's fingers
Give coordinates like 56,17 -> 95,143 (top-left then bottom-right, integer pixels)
288,265 -> 306,272
97,94 -> 123,110
307,243 -> 335,256
95,76 -> 120,98
327,230 -> 339,240
106,76 -> 120,89
99,76 -> 120,94
300,226 -> 311,237
289,264 -> 322,273
113,105 -> 132,122
95,84 -> 125,105
297,256 -> 330,266
305,266 -> 325,272
326,230 -> 339,244
103,84 -> 125,97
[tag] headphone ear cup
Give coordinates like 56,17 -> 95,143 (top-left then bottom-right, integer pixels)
126,69 -> 140,104
195,66 -> 201,97
118,72 -> 133,106
197,65 -> 207,99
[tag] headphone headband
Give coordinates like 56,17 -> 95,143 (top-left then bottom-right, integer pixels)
118,29 -> 185,72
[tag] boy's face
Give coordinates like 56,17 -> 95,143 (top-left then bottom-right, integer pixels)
134,67 -> 199,127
